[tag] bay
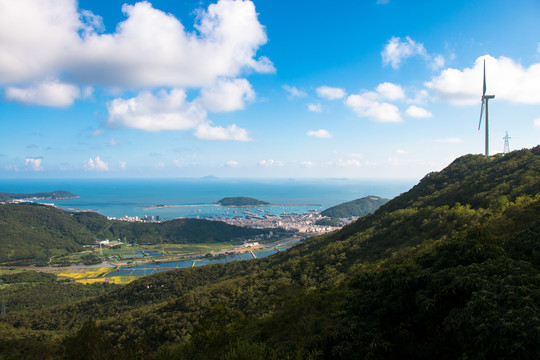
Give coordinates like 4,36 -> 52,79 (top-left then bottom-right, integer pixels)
0,178 -> 416,220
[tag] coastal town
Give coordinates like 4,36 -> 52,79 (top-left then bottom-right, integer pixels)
107,208 -> 357,235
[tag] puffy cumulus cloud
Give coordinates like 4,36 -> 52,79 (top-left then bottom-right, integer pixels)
224,160 -> 239,167
107,89 -> 206,132
382,36 -> 445,71
382,36 -> 427,69
0,0 -> 275,111
107,88 -> 250,140
308,103 -> 322,112
6,80 -> 80,107
195,122 -> 251,141
345,94 -> 401,122
533,118 -> 540,128
198,78 -> 255,112
307,129 -> 332,138
0,0 -> 272,93
25,157 -> 43,171
406,105 -> 432,118
0,0 -> 83,84
282,84 -> 307,98
426,55 -> 540,105
258,159 -> 284,167
376,82 -> 405,100
84,156 -> 108,171
316,86 -> 346,100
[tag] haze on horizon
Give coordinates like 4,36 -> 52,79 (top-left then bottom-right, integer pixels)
0,0 -> 539,180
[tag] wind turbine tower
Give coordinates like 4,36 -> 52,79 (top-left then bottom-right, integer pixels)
478,59 -> 495,156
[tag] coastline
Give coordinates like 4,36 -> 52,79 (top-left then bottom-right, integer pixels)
143,203 -> 322,211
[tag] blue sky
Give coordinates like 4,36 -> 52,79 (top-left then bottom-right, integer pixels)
0,0 -> 539,179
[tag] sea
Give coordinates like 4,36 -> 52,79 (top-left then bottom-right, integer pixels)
0,178 -> 417,220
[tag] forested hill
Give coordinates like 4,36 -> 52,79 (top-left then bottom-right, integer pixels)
0,204 -> 272,265
0,190 -> 77,202
1,147 -> 539,359
320,195 -> 389,218
216,196 -> 270,206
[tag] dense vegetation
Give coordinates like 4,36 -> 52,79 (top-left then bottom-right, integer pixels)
320,195 -> 389,218
0,191 -> 77,202
0,147 -> 539,359
216,197 -> 270,206
0,205 -> 275,265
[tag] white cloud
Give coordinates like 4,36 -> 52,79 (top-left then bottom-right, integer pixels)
534,118 -> 540,128
436,138 -> 464,143
25,157 -> 43,171
91,129 -> 105,137
6,79 -> 80,107
194,122 -> 251,141
316,86 -> 346,100
0,0 -> 273,89
307,129 -> 332,138
396,149 -> 406,154
426,55 -> 540,105
328,158 -> 362,167
406,105 -> 432,118
300,161 -> 316,168
224,160 -> 239,167
376,82 -> 405,100
345,94 -> 402,122
282,84 -> 307,98
258,159 -> 283,167
199,78 -> 255,112
84,156 -> 108,171
119,161 -> 127,170
431,55 -> 445,71
382,36 -> 427,69
108,138 -> 122,146
107,89 -> 206,132
308,103 -> 322,112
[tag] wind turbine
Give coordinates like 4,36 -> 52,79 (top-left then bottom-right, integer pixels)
478,59 -> 495,156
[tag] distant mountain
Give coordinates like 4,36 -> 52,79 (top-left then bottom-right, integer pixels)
320,195 -> 389,218
217,196 -> 270,206
0,190 -> 78,202
200,175 -> 219,181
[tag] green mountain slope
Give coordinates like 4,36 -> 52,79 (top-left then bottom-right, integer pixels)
1,147 -> 539,359
320,195 -> 389,218
0,204 -> 273,264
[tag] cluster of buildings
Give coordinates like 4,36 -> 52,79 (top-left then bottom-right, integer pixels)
218,211 -> 342,234
107,215 -> 163,222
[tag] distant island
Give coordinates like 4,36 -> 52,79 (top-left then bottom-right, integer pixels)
216,197 -> 270,206
0,190 -> 78,202
320,195 -> 389,218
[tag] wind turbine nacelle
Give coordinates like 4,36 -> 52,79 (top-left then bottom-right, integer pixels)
484,95 -> 495,99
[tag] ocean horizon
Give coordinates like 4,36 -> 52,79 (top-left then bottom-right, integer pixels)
0,178 -> 417,220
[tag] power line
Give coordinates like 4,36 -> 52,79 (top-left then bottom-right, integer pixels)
503,131 -> 511,154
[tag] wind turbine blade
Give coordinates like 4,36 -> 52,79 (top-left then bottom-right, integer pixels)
483,59 -> 486,96
478,100 -> 485,130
